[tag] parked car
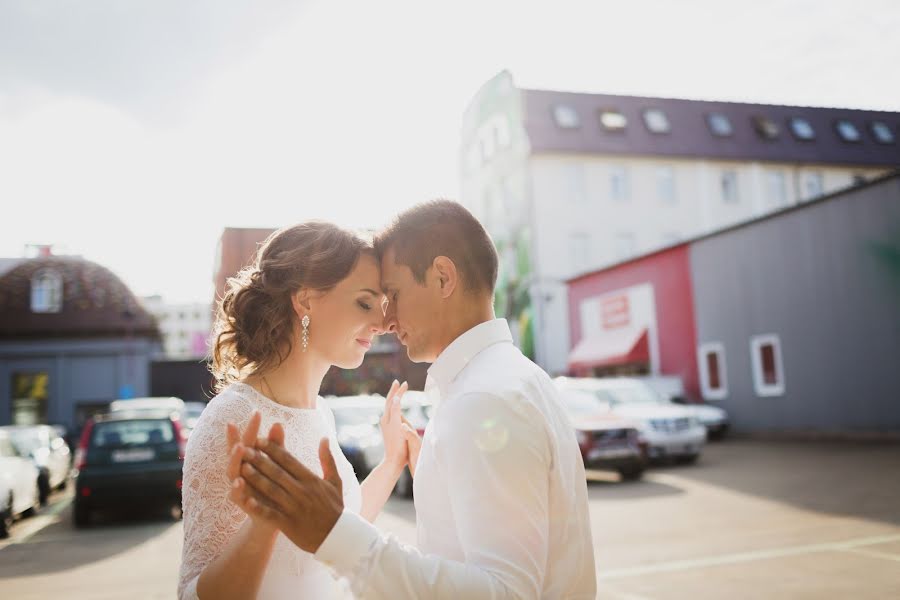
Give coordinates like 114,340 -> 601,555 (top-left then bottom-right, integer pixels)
2,424 -> 71,504
0,429 -> 41,538
669,396 -> 730,439
637,376 -> 731,440
554,377 -> 707,463
73,409 -> 187,526
181,402 -> 208,437
557,389 -> 647,480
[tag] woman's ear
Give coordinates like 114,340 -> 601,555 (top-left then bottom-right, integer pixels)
291,289 -> 312,317
432,256 -> 458,299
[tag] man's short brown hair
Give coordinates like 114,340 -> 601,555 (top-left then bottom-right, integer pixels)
375,199 -> 498,294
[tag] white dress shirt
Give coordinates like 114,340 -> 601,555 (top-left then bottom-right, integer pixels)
315,319 -> 597,599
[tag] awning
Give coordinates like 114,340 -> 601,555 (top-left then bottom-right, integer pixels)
568,328 -> 649,371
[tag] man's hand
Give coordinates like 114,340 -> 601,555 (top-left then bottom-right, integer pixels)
233,436 -> 345,554
380,380 -> 409,470
401,416 -> 423,478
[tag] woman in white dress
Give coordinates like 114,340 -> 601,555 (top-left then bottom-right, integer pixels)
177,222 -> 409,600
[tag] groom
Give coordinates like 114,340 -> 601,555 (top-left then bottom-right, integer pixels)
232,200 -> 597,598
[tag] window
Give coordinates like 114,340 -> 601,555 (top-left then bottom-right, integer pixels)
750,334 -> 785,396
610,166 -> 629,201
752,116 -> 780,140
789,117 -> 816,141
642,109 -> 671,134
656,166 -> 676,203
11,372 -> 50,426
697,343 -> 728,400
569,233 -> 591,273
30,269 -> 63,313
766,171 -> 787,209
801,171 -> 824,201
598,109 -> 627,131
707,113 -> 733,137
614,233 -> 636,260
834,120 -> 861,143
870,121 -> 896,144
721,170 -> 739,203
561,163 -> 588,203
553,105 -> 580,129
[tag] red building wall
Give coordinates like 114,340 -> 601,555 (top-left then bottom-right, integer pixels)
567,245 -> 701,399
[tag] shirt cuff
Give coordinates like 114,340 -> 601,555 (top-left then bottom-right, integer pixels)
314,510 -> 381,575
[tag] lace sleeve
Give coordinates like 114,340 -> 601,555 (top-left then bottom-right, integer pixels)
177,393 -> 254,600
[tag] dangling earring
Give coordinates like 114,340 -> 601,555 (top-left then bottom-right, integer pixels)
301,315 -> 310,352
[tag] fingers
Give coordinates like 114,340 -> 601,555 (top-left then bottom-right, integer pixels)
318,438 -> 343,493
238,460 -> 297,514
267,422 -> 285,447
385,380 -> 399,415
392,382 -> 407,417
226,442 -> 246,482
242,412 -> 262,447
401,423 -> 420,441
254,438 -> 320,483
231,477 -> 286,527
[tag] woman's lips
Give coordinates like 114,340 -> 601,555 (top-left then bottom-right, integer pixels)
356,338 -> 372,349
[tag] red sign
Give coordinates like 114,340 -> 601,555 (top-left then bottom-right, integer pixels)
601,295 -> 630,330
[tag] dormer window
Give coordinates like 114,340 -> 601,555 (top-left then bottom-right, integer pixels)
870,121 -> 896,144
642,109 -> 671,134
789,117 -> 816,141
553,105 -> 580,129
598,109 -> 627,131
834,120 -> 861,143
707,113 -> 734,137
31,269 -> 63,313
752,116 -> 780,140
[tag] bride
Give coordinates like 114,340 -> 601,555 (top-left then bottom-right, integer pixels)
178,222 -> 409,600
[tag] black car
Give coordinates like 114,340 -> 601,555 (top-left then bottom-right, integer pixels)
73,409 -> 186,526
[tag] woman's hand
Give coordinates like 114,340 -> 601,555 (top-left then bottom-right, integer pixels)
401,417 -> 422,478
225,412 -> 281,538
380,380 -> 409,471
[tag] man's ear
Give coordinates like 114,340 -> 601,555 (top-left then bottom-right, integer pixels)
432,256 -> 458,299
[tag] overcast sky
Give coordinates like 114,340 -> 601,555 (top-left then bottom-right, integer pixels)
2,0 -> 898,303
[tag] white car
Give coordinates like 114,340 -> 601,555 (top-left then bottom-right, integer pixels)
555,377 -> 706,462
2,425 -> 71,504
0,429 -> 41,538
635,376 -> 730,439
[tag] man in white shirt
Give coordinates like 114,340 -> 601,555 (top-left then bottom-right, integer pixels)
234,200 -> 597,599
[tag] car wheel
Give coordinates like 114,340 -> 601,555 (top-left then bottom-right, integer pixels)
619,467 -> 644,481
23,482 -> 41,517
678,453 -> 699,464
38,472 -> 51,506
0,494 -> 13,538
74,501 -> 91,528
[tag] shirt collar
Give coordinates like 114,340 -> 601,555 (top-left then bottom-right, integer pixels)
425,318 -> 513,401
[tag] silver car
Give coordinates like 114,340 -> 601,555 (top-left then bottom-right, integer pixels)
555,377 -> 706,463
2,425 -> 71,505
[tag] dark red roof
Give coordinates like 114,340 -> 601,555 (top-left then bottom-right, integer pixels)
523,89 -> 900,167
0,256 -> 161,339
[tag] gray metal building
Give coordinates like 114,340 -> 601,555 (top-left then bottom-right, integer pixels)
690,173 -> 900,433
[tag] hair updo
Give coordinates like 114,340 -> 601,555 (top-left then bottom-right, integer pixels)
211,221 -> 373,391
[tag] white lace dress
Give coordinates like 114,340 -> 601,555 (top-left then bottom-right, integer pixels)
178,382 -> 362,600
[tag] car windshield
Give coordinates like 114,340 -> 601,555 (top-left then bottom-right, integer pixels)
91,419 -> 174,448
8,429 -> 45,454
568,382 -> 664,406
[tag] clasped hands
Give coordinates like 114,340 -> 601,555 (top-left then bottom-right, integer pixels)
224,380 -> 421,553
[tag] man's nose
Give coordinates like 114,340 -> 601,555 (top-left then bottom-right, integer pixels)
382,312 -> 397,334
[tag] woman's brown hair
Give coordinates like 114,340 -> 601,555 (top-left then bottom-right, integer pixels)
211,221 -> 372,391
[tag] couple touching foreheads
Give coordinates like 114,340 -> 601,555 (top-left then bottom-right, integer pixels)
178,200 -> 596,599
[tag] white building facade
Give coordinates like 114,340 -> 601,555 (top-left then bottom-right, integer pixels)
460,71 -> 900,375
140,296 -> 213,360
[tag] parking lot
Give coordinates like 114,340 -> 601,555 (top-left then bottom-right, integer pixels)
0,439 -> 898,599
